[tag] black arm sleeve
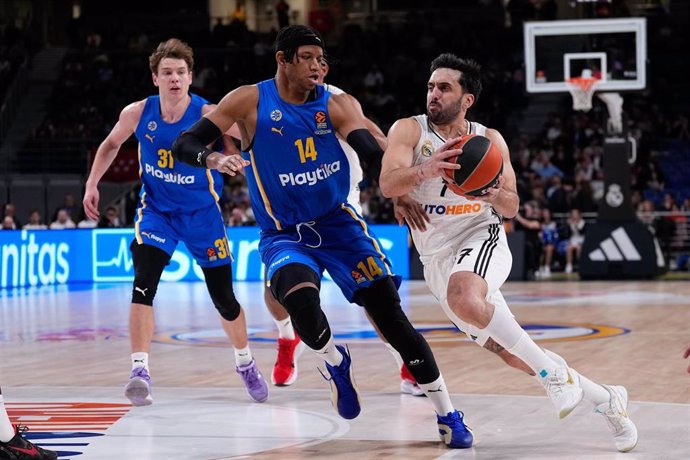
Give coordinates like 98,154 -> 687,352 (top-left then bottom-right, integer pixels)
171,117 -> 223,168
346,128 -> 383,182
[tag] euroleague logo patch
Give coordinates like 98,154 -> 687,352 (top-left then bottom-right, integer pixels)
314,111 -> 330,134
154,322 -> 630,347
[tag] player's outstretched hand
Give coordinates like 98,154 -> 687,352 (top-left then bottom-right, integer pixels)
684,346 -> 690,373
215,154 -> 250,176
393,194 -> 429,231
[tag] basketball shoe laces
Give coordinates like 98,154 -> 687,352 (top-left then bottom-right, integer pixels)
543,367 -> 570,396
237,362 -> 261,387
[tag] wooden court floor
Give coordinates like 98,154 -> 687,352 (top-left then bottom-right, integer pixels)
1,279 -> 688,459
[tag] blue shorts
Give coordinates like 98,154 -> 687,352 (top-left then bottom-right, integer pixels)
260,203 -> 401,303
133,202 -> 231,268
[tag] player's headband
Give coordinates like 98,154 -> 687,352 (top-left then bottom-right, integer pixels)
274,33 -> 324,52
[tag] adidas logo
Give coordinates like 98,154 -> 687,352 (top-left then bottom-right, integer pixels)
588,227 -> 641,262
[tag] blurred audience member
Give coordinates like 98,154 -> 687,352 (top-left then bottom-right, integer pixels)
23,210 -> 47,230
98,206 -> 121,228
2,216 -> 16,230
539,208 -> 558,278
3,203 -> 21,229
563,208 -> 586,274
50,209 -> 76,229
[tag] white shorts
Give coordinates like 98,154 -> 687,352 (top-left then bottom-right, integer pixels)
423,223 -> 513,346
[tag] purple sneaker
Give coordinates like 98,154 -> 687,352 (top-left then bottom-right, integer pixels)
236,359 -> 269,403
125,367 -> 153,406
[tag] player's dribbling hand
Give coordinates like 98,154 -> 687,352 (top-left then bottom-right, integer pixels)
214,154 -> 251,176
393,194 -> 429,231
83,186 -> 100,220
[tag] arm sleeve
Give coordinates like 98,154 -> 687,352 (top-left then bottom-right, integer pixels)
346,128 -> 383,182
172,117 -> 223,168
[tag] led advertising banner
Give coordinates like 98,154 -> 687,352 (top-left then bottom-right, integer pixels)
0,226 -> 409,288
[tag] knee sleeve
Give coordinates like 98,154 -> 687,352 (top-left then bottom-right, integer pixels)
202,265 -> 241,321
130,241 -> 170,306
282,286 -> 331,350
270,263 -> 321,304
358,278 -> 440,384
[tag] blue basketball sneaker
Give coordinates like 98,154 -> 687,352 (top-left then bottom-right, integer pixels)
437,410 -> 473,448
320,345 -> 361,420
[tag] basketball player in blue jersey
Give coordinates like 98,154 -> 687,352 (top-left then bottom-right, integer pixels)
380,53 -> 638,452
173,25 -> 473,449
260,59 -> 426,396
83,39 -> 268,407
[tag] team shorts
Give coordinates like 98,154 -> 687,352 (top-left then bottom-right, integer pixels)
260,203 -> 401,303
423,223 -> 513,346
133,202 -> 231,268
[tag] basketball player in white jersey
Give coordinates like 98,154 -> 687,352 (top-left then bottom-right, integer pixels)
379,53 -> 638,452
260,60 -> 426,395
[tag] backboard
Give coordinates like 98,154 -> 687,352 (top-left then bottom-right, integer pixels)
524,18 -> 646,93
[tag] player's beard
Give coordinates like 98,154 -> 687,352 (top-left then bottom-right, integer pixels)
427,98 -> 462,125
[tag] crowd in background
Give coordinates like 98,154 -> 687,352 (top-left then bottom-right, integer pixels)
2,0 -> 689,275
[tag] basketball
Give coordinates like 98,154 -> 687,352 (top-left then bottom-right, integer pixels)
442,134 -> 503,197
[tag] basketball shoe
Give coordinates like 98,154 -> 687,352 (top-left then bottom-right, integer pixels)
399,364 -> 425,397
0,425 -> 57,459
436,410 -> 473,448
595,385 -> 638,452
540,367 -> 583,419
236,359 -> 269,403
272,336 -> 304,386
320,345 -> 361,419
124,367 -> 153,406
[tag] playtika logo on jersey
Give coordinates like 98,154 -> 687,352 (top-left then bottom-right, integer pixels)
278,161 -> 341,187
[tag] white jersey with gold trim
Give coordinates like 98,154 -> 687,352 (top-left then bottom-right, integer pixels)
324,83 -> 363,213
408,114 -> 503,263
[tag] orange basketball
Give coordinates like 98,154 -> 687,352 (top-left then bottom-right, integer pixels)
442,134 -> 503,197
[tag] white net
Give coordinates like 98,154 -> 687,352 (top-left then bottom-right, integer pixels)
566,77 -> 599,112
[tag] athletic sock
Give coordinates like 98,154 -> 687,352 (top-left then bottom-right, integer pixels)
482,307 -> 556,374
417,376 -> 455,416
0,394 -> 15,442
544,350 -> 609,406
234,345 -> 253,367
274,317 -> 295,340
131,352 -> 149,371
315,336 -> 343,367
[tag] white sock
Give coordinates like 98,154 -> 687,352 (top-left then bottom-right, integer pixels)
0,394 -> 15,442
314,336 -> 343,367
544,350 -> 609,406
234,345 -> 253,367
483,307 -> 556,375
274,317 -> 295,340
131,352 -> 149,371
384,343 -> 404,370
417,376 -> 455,416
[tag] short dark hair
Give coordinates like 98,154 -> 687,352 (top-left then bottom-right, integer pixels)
430,53 -> 482,101
274,25 -> 324,63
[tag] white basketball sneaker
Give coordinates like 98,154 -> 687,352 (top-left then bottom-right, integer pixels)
540,367 -> 584,419
595,385 -> 638,452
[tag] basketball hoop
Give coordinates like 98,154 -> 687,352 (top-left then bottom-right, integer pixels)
566,76 -> 600,112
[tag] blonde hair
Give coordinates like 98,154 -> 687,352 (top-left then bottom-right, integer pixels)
148,38 -> 194,74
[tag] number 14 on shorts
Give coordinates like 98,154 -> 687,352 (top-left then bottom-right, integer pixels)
355,256 -> 384,281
